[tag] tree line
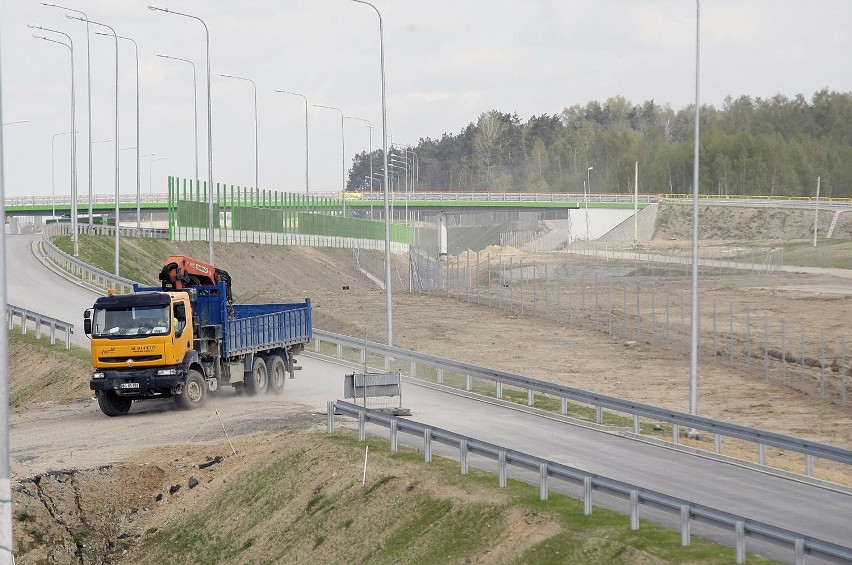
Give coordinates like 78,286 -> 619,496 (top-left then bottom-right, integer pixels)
347,89 -> 852,198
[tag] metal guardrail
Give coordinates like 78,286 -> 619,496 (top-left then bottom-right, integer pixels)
329,400 -> 852,565
40,223 -> 165,294
312,329 -> 852,474
6,304 -> 73,349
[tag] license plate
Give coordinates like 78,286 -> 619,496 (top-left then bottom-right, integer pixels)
120,382 -> 140,389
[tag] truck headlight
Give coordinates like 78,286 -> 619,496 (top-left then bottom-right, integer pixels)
92,372 -> 105,379
157,368 -> 177,376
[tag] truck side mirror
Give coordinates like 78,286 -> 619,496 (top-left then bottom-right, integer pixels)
83,309 -> 92,336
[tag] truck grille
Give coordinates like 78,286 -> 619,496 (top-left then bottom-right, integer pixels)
99,355 -> 163,363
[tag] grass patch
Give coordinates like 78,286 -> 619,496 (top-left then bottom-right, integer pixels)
129,430 -> 778,564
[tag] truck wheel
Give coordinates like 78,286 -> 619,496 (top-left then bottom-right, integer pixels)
244,357 -> 268,396
96,390 -> 132,417
267,355 -> 286,395
174,369 -> 207,410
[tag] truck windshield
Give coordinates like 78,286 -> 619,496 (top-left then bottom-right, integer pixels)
92,305 -> 171,338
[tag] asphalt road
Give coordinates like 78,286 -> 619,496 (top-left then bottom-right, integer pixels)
6,233 -> 101,347
8,234 -> 852,563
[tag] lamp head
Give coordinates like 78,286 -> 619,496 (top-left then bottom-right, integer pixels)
148,5 -> 169,12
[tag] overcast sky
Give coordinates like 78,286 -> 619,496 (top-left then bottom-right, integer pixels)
1,0 -> 850,199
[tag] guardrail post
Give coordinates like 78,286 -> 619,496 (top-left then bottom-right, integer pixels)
314,339 -> 320,353
539,464 -> 548,501
714,434 -> 722,454
466,374 -> 472,392
633,415 -> 640,434
49,320 -> 57,345
673,423 -> 680,444
758,444 -> 765,466
560,397 -> 568,416
436,368 -> 444,385
65,327 -> 72,350
336,344 -> 343,359
35,316 -> 43,340
630,490 -> 639,530
794,538 -> 805,565
680,505 -> 691,546
424,429 -> 432,463
498,451 -> 507,488
358,410 -> 366,442
595,405 -> 602,424
460,439 -> 468,475
805,455 -> 814,477
410,361 -> 416,378
21,312 -> 28,335
327,401 -> 335,433
583,476 -> 592,515
384,355 -> 390,370
735,521 -> 745,564
527,389 -> 534,407
359,348 -> 366,366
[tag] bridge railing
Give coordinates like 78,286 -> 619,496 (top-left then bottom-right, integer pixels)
329,400 -> 852,565
39,223 -> 161,294
6,304 -> 73,349
311,329 -> 852,481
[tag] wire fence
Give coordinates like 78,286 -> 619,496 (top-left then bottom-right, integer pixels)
361,246 -> 849,407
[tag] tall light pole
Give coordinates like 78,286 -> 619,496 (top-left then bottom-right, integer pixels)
98,32 -> 141,232
275,90 -> 309,195
687,0 -> 702,437
345,115 -> 373,195
314,103 -> 346,215
157,54 -> 198,184
149,5 -> 215,265
149,156 -> 169,194
42,3 -> 95,228
51,130 -> 75,218
221,73 -> 259,191
350,0 -> 392,345
813,176 -> 821,247
585,166 -> 593,241
31,26 -> 78,257
0,17 -> 12,558
67,15 -> 119,273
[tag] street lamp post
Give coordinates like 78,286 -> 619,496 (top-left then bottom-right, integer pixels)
687,0 -> 702,438
345,115 -> 373,193
0,18 -> 10,558
585,166 -> 593,242
149,156 -> 169,194
51,130 -> 75,218
350,0 -> 392,346
67,15 -> 119,273
98,32 -> 142,232
157,54 -> 198,184
275,90 -> 309,195
41,3 -> 95,228
221,74 -> 259,191
314,104 -> 346,216
31,26 -> 78,257
149,5 -> 215,265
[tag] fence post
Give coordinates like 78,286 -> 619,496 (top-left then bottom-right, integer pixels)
498,451 -> 507,488
390,418 -> 398,453
460,439 -> 468,475
735,521 -> 745,564
358,409 -> 366,442
539,464 -> 548,501
630,490 -> 639,530
583,476 -> 592,515
680,505 -> 691,546
424,428 -> 432,463
327,401 -> 335,433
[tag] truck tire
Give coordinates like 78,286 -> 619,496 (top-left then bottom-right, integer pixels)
96,390 -> 132,417
174,369 -> 207,410
244,357 -> 268,396
267,355 -> 286,395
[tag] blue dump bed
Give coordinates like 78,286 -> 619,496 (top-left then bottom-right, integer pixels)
133,282 -> 312,357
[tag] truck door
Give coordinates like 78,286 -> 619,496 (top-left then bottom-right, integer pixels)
171,300 -> 192,363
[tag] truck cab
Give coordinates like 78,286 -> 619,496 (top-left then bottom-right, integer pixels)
85,290 -> 205,416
